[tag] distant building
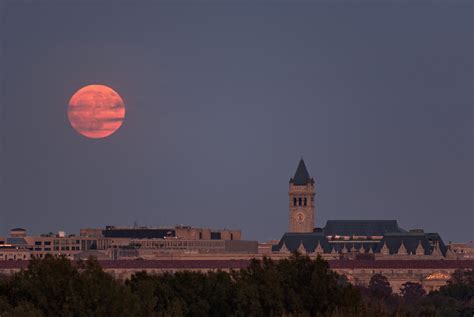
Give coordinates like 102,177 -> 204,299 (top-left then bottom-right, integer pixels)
0,158 -> 472,293
449,241 -> 474,259
0,225 -> 254,261
273,159 -> 456,260
288,159 -> 316,233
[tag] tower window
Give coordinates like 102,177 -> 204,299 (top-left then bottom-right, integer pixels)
293,198 -> 297,206
304,198 -> 307,206
298,198 -> 302,206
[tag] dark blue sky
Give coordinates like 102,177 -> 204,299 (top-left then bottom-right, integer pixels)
1,1 -> 472,243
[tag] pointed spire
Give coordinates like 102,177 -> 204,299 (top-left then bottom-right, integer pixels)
431,241 -> 442,257
290,158 -> 314,185
380,242 -> 390,255
330,246 -> 337,254
445,245 -> 456,259
397,241 -> 408,255
341,245 -> 348,253
314,241 -> 324,254
368,247 -> 374,254
415,240 -> 425,255
279,243 -> 290,253
297,241 -> 307,254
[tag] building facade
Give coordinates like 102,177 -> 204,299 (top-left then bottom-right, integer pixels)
288,159 -> 316,233
0,225 -> 253,261
0,159 -> 471,294
275,159 -> 458,261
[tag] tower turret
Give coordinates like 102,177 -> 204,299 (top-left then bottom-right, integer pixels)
288,158 -> 316,233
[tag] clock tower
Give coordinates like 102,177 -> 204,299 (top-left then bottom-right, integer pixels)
288,158 -> 315,233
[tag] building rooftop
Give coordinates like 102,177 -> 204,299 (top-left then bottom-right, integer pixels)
103,228 -> 176,239
290,158 -> 314,185
323,220 -> 406,236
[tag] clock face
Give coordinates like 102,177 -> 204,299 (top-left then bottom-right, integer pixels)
295,212 -> 305,224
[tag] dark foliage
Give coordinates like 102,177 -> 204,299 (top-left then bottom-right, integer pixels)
400,281 -> 426,302
368,273 -> 392,299
0,255 -> 472,316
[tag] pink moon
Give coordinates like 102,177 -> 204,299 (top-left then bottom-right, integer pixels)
68,84 -> 126,138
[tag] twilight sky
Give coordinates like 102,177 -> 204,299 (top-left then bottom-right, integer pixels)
1,1 -> 472,243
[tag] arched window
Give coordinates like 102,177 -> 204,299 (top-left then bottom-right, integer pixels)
304,198 -> 307,206
298,198 -> 302,206
293,198 -> 297,206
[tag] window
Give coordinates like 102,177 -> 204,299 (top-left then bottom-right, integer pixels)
44,241 -> 51,246
293,198 -> 297,206
304,198 -> 307,206
298,198 -> 302,206
211,232 -> 221,240
34,241 -> 41,245
230,233 -> 234,240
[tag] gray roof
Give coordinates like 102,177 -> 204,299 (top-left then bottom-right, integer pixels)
272,232 -> 382,253
103,228 -> 175,239
375,233 -> 447,256
323,220 -> 406,236
6,237 -> 27,245
272,232 -> 331,253
289,159 -> 314,185
273,228 -> 447,256
10,228 -> 26,231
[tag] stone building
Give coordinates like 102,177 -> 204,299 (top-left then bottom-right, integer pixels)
288,159 -> 316,233
0,225 -> 254,261
0,159 -> 471,294
273,159 -> 456,260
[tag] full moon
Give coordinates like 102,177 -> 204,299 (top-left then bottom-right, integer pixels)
68,84 -> 125,138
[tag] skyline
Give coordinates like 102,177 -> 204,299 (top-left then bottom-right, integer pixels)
2,157 -> 471,244
1,1 -> 472,243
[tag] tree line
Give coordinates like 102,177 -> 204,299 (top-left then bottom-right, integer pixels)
0,254 -> 472,316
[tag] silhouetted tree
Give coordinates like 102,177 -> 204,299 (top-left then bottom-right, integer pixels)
400,281 -> 426,302
449,269 -> 474,286
368,273 -> 392,299
126,271 -> 158,316
8,255 -> 80,316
